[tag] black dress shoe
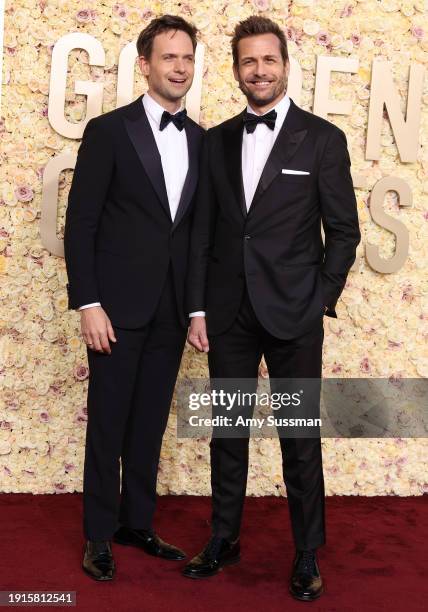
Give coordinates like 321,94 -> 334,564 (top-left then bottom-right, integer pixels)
182,536 -> 240,579
113,526 -> 186,560
289,549 -> 323,601
82,540 -> 115,581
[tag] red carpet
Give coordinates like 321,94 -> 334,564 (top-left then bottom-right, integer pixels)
0,494 -> 426,611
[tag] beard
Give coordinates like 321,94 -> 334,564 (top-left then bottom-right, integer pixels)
238,75 -> 287,110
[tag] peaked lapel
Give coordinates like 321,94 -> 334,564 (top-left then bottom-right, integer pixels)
248,98 -> 309,216
222,111 -> 247,219
123,94 -> 171,222
172,120 -> 200,229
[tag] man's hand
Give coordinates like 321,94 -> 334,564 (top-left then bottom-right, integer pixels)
80,306 -> 117,354
187,316 -> 209,353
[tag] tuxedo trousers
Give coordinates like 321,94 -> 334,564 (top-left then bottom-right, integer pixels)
207,286 -> 326,551
83,266 -> 186,540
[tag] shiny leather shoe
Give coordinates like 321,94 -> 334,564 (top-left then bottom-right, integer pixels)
182,536 -> 240,579
113,526 -> 186,560
289,549 -> 323,601
82,540 -> 115,581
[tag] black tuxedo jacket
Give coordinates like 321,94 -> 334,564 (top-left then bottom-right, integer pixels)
186,97 -> 361,339
64,94 -> 205,329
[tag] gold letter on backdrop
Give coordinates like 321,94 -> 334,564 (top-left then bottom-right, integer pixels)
116,40 -> 138,108
40,152 -> 76,257
366,177 -> 412,273
286,55 -> 303,106
48,33 -> 105,139
366,61 -> 424,162
313,56 -> 359,118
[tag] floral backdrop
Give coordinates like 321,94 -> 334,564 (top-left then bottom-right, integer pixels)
1,0 -> 427,496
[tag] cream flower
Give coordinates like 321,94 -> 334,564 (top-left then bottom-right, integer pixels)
302,19 -> 320,36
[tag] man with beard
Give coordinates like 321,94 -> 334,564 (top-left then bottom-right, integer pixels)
183,16 -> 360,601
64,15 -> 204,580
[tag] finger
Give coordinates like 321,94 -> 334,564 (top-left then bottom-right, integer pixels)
92,334 -> 103,353
85,333 -> 96,351
188,334 -> 203,352
200,331 -> 209,352
99,332 -> 111,354
106,321 -> 117,343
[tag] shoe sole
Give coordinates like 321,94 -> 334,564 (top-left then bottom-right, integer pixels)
182,555 -> 241,579
289,586 -> 323,601
113,537 -> 186,561
82,565 -> 115,582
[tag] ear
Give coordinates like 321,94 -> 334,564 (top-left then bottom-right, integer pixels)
232,63 -> 239,83
138,55 -> 150,78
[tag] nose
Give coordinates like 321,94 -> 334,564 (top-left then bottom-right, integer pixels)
254,60 -> 267,76
174,58 -> 186,73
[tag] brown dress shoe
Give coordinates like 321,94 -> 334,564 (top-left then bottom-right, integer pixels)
289,549 -> 323,601
82,540 -> 115,581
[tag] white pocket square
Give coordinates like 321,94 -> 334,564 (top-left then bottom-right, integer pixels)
282,169 -> 310,175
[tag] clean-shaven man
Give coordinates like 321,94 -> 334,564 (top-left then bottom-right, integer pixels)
64,15 -> 204,581
183,16 -> 360,602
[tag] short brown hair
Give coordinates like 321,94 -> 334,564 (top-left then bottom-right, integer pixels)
136,15 -> 198,59
231,16 -> 288,65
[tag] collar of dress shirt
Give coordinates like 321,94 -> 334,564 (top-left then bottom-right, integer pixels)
246,92 -> 290,128
142,92 -> 184,129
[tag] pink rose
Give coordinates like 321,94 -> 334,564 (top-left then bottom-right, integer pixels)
74,364 -> 89,381
15,185 -> 34,203
411,26 -> 424,40
253,0 -> 270,11
141,8 -> 154,20
340,4 -> 353,17
360,357 -> 371,373
316,31 -> 331,46
285,26 -> 302,43
76,9 -> 95,24
401,283 -> 414,303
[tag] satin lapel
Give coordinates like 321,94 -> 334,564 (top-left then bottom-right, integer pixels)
248,99 -> 308,216
223,112 -> 247,218
123,95 -> 171,221
172,120 -> 200,229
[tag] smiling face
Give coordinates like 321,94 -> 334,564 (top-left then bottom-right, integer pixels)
138,29 -> 195,111
233,33 -> 289,114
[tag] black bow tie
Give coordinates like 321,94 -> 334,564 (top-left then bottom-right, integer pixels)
243,109 -> 277,134
159,109 -> 187,132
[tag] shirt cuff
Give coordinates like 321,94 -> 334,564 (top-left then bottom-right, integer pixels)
78,302 -> 101,311
189,311 -> 206,317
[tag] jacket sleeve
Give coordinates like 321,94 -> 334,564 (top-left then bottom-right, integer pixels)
318,126 -> 361,317
64,117 -> 114,310
185,132 -> 218,314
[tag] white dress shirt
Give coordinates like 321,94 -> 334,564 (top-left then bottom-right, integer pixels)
78,92 -> 189,312
189,93 -> 291,319
242,93 -> 290,209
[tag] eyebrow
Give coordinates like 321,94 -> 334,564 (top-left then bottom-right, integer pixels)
241,54 -> 279,61
161,53 -> 195,58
